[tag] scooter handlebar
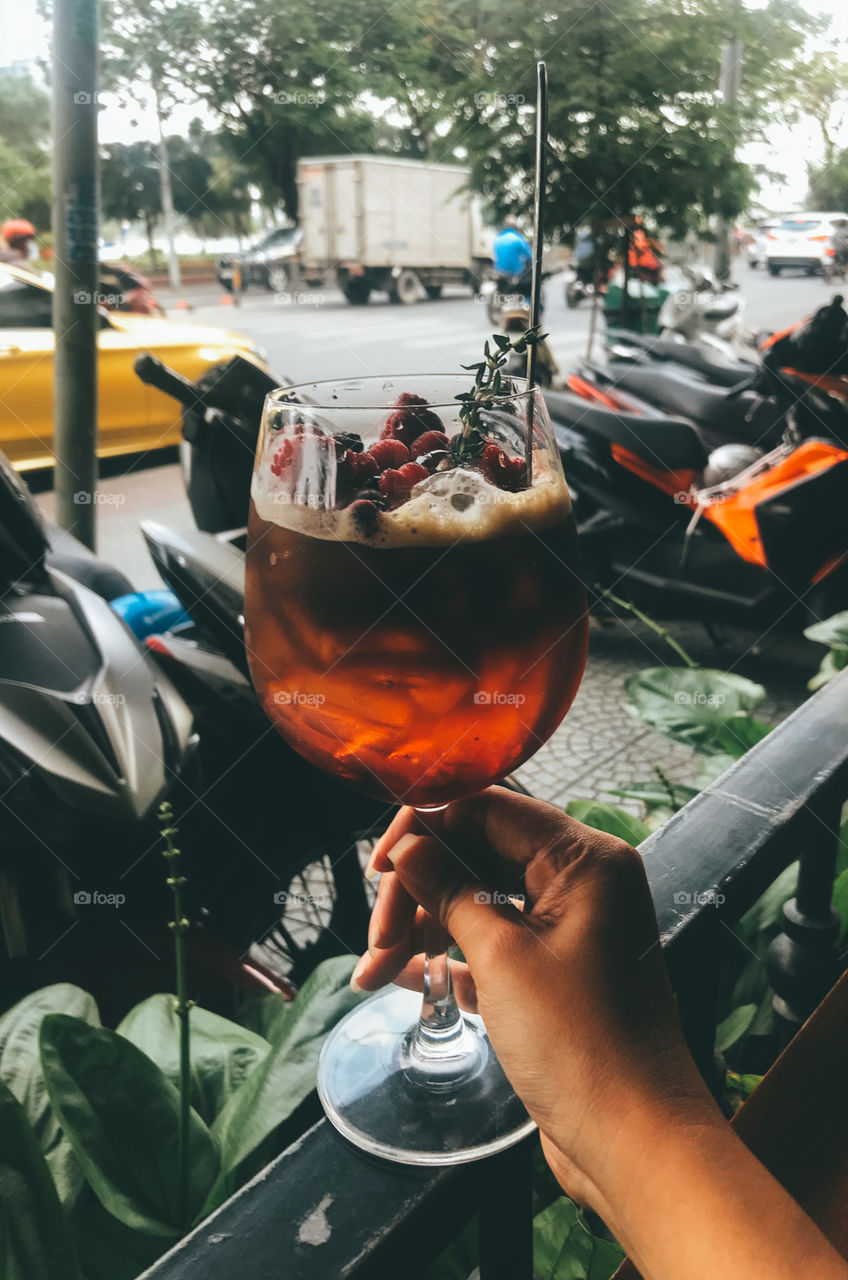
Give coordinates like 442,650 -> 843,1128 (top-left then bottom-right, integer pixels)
134,353 -> 202,408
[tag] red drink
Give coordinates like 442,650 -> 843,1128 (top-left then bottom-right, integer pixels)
246,464 -> 587,808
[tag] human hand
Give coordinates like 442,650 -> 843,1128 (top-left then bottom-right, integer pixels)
352,787 -> 709,1211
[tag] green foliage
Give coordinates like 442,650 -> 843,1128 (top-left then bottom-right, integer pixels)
624,667 -> 768,754
715,1003 -> 756,1053
533,1196 -> 624,1279
804,611 -> 848,691
0,71 -> 51,227
564,800 -> 652,846
0,1081 -> 81,1280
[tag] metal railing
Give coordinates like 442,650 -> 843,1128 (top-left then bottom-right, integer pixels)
143,669 -> 848,1280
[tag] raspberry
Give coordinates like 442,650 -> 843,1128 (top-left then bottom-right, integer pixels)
334,431 -> 363,457
410,430 -> 450,459
346,450 -> 379,482
397,462 -> 429,486
271,440 -> 295,476
382,393 -> 444,446
369,439 -> 410,470
479,442 -> 527,492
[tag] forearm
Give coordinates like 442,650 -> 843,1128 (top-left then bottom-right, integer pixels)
587,1091 -> 848,1280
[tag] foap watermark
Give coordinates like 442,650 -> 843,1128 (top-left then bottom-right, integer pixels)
73,490 -> 126,506
473,91 -> 525,109
270,491 -> 324,509
74,290 -> 126,307
73,889 -> 126,907
473,890 -> 526,906
474,290 -> 527,309
73,90 -> 105,104
71,691 -> 126,706
273,690 -> 326,706
273,89 -> 322,106
273,890 -> 332,906
673,889 -> 726,908
673,690 -> 726,707
273,291 -> 326,307
673,491 -> 724,507
473,690 -> 526,706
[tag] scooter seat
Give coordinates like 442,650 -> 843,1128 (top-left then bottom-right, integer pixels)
606,330 -> 755,388
545,390 -> 708,472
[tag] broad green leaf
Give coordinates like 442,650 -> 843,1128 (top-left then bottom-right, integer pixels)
533,1196 -> 624,1280
0,984 -> 99,1208
693,752 -> 736,789
625,668 -> 765,753
118,996 -> 271,1125
737,862 -> 798,941
564,800 -> 651,847
425,1216 -> 479,1280
803,611 -> 848,649
71,1187 -> 178,1280
204,955 -> 366,1213
237,991 -> 292,1044
0,1080 -> 81,1280
831,866 -> 848,944
715,1003 -> 756,1053
716,715 -> 772,759
726,1070 -> 764,1104
609,781 -> 700,812
808,648 -> 848,691
40,1014 -> 219,1234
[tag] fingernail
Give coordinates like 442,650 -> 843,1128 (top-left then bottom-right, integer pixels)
364,850 -> 380,880
350,955 -> 368,992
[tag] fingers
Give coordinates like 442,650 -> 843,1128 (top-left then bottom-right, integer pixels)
368,864 -> 418,951
365,806 -> 417,878
353,905 -> 451,990
379,955 -> 479,1014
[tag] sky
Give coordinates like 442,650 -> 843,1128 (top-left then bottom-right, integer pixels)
5,0 -> 848,215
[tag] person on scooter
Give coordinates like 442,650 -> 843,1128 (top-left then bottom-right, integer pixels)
628,215 -> 664,284
493,215 -> 533,301
0,218 -> 37,264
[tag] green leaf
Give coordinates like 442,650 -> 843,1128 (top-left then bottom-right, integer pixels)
118,996 -> 271,1125
803,611 -> 848,649
609,781 -> 700,812
737,861 -> 798,940
204,955 -> 366,1213
71,1188 -> 177,1280
807,648 -> 848,691
715,714 -> 772,758
533,1196 -> 624,1279
715,1003 -> 756,1052
0,984 -> 99,1209
0,1080 -> 81,1280
624,668 -> 765,753
425,1216 -> 478,1279
831,866 -> 848,944
564,800 -> 651,846
693,752 -> 737,789
726,1070 -> 763,1103
40,1015 -> 219,1234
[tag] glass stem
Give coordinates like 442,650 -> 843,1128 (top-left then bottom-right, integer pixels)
412,948 -> 465,1058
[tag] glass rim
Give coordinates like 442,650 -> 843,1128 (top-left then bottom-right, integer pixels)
265,373 -> 539,413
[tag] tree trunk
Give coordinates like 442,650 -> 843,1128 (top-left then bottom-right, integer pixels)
154,81 -> 181,289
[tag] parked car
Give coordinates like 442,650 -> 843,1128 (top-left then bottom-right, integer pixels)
216,227 -> 302,293
0,263 -> 272,471
765,212 -> 848,276
747,220 -> 780,269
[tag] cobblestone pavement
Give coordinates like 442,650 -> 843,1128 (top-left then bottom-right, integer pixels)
513,613 -> 819,816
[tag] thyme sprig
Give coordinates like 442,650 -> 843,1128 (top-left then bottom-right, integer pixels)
454,326 -> 547,457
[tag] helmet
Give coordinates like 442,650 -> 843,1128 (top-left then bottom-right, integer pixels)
1,218 -> 36,243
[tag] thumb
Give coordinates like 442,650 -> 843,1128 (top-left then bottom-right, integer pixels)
387,830 -> 520,960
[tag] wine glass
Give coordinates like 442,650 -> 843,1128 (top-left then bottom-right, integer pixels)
244,373 -> 588,1163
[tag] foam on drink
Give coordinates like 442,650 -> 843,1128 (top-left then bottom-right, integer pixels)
251,455 -> 571,548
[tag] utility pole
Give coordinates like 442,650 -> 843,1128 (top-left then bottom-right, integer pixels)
714,0 -> 742,282
155,82 -> 181,289
52,0 -> 100,549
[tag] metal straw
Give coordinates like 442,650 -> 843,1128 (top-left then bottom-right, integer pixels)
525,61 -> 548,480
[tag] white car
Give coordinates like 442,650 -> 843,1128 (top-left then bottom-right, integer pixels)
765,212 -> 848,276
747,220 -> 779,269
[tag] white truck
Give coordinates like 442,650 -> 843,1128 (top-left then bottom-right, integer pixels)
297,155 -> 492,305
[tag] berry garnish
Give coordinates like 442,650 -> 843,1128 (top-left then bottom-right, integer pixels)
382,393 -> 444,446
410,430 -> 450,459
334,431 -> 363,457
398,461 -> 429,486
346,449 -> 379,483
349,498 -> 382,537
271,440 -> 294,476
378,461 -> 428,505
370,438 -> 410,470
479,442 -> 527,492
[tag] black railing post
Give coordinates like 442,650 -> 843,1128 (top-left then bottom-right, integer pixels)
477,1138 -> 535,1280
766,791 -> 843,1044
670,915 -> 726,1097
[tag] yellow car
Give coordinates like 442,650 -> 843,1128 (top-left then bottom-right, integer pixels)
0,262 -> 273,471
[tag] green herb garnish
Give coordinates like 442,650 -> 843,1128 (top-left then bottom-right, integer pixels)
456,326 -> 547,441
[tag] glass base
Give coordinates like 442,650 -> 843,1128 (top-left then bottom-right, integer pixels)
317,985 -> 536,1165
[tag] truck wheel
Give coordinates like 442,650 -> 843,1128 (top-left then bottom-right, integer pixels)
767,263 -> 781,277
343,279 -> 371,305
424,285 -> 442,300
389,270 -> 420,305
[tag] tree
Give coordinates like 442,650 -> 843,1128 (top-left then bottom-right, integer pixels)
0,69 -> 52,229
100,141 -> 161,262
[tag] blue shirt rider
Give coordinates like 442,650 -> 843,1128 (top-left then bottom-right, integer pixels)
493,217 -> 532,277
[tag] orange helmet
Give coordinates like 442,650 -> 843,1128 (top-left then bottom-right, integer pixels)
2,219 -> 36,243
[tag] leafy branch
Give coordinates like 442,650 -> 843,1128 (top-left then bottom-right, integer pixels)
453,326 -> 546,464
